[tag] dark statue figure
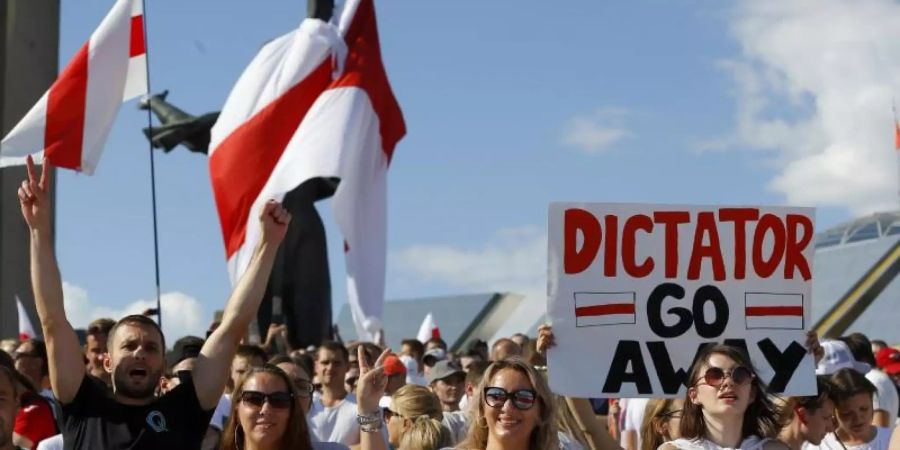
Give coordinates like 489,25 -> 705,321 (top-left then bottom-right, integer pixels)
141,0 -> 340,348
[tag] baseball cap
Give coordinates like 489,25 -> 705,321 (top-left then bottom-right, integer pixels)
876,347 -> 900,375
816,339 -> 871,375
426,360 -> 464,384
167,336 -> 204,369
423,348 -> 446,366
384,355 -> 407,377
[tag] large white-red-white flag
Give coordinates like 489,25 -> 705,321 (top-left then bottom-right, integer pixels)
209,0 -> 405,341
0,0 -> 147,174
16,296 -> 36,341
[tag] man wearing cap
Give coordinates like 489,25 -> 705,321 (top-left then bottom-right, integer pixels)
428,360 -> 467,445
422,348 -> 446,377
383,355 -> 407,396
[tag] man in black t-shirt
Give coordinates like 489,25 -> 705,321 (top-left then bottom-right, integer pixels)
17,156 -> 292,450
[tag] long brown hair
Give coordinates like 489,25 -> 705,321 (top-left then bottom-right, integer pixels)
459,357 -> 559,450
680,345 -> 782,441
221,364 -> 313,450
641,399 -> 681,450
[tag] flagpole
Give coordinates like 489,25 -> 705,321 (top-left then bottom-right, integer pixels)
141,0 -> 163,330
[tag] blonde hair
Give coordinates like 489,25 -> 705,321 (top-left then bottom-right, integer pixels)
391,384 -> 451,450
459,357 -> 559,450
640,399 -> 679,450
556,395 -> 590,449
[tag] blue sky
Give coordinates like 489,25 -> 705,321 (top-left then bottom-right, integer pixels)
48,0 -> 900,340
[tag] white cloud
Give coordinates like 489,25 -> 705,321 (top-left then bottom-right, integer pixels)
718,0 -> 900,215
62,282 -> 209,343
562,108 -> 633,153
390,227 -> 549,339
391,226 -> 546,295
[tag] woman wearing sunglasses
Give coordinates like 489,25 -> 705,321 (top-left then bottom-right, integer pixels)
220,364 -> 349,450
640,399 -> 683,450
383,384 -> 452,449
661,345 -> 783,450
776,376 -> 836,450
805,369 -> 890,450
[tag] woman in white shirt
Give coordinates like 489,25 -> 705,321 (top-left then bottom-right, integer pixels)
807,369 -> 890,450
659,345 -> 784,450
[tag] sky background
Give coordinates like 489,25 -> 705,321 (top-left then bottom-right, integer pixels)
43,0 -> 900,341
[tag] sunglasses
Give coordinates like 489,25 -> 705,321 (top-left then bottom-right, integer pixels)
240,390 -> 293,409
697,366 -> 754,387
383,408 -> 398,421
483,387 -> 537,410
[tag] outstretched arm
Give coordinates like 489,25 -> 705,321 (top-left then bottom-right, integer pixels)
18,156 -> 84,404
191,200 -> 290,410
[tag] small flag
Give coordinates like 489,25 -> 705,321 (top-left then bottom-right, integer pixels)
573,292 -> 636,327
744,292 -> 804,330
416,313 -> 440,343
0,0 -> 147,174
16,296 -> 36,341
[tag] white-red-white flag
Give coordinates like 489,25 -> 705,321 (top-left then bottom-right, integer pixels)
209,0 -> 405,342
0,0 -> 147,174
416,313 -> 440,344
16,296 -> 36,341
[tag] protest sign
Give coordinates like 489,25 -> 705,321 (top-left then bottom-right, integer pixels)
546,202 -> 816,398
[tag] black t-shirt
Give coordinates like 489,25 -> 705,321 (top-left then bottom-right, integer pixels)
62,372 -> 214,450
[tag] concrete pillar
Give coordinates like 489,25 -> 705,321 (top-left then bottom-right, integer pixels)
0,0 -> 59,341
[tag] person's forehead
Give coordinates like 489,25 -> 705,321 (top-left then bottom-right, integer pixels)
318,348 -> 344,361
232,356 -> 260,369
113,323 -> 162,345
86,333 -> 108,345
704,353 -> 739,369
244,372 -> 287,392
489,368 -> 533,390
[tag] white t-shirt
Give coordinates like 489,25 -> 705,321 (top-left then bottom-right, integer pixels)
35,433 -> 63,450
866,369 -> 899,425
443,410 -> 469,444
804,428 -> 892,450
560,431 -> 586,450
670,436 -> 772,450
621,398 -> 649,450
209,393 -> 231,431
307,392 -> 361,446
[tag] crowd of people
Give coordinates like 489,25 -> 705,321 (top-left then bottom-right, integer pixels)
2,162 -> 900,450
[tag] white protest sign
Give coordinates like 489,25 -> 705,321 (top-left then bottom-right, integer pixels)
546,202 -> 816,398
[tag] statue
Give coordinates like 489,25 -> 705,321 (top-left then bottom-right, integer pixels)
141,0 -> 341,348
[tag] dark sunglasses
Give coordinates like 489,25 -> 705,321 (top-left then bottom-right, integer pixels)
383,408 -> 398,421
698,366 -> 754,387
240,390 -> 293,409
483,387 -> 537,410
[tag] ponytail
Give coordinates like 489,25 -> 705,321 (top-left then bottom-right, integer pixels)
399,415 -> 452,450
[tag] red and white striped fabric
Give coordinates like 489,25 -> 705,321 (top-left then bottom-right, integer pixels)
744,293 -> 804,330
209,0 -> 405,342
574,292 -> 637,327
416,313 -> 440,344
16,296 -> 36,341
0,0 -> 147,174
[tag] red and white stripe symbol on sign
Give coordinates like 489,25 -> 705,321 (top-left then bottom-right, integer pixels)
574,292 -> 636,327
744,293 -> 804,330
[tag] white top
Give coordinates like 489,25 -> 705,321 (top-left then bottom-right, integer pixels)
621,398 -> 650,450
866,369 -> 899,425
307,392 -> 361,446
560,431 -> 587,450
669,436 -> 772,450
803,428 -> 891,450
209,393 -> 231,431
35,433 -> 64,450
443,410 -> 469,444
